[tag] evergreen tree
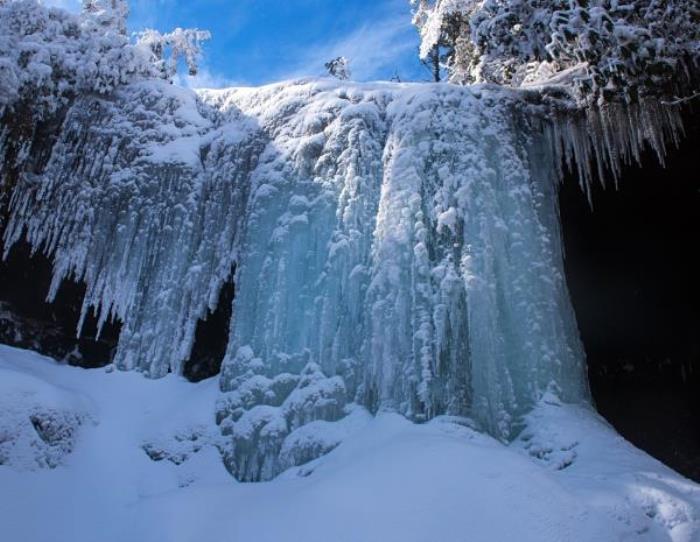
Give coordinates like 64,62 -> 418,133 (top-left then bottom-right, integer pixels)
411,0 -> 474,83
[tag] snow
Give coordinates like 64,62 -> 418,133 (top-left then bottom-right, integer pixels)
0,6 -> 688,484
0,355 -> 94,470
1,344 -> 699,542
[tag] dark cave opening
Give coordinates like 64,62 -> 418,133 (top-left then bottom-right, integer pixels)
559,108 -> 700,482
0,238 -> 234,381
182,272 -> 235,383
0,240 -> 122,367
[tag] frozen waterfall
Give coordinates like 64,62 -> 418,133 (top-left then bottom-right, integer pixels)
1,79 -> 681,481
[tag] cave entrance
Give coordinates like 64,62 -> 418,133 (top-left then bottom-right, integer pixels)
0,240 -> 122,367
182,271 -> 235,383
559,109 -> 700,482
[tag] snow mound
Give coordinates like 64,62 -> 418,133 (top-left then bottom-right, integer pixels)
0,350 -> 94,469
514,396 -> 700,540
142,424 -> 217,467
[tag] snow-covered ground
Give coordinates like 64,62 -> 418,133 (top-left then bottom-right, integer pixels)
1,344 -> 699,542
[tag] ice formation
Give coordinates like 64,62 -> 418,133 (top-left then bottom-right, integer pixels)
0,77 -> 683,480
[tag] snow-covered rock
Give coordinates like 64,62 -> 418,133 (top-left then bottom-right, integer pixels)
0,348 -> 94,469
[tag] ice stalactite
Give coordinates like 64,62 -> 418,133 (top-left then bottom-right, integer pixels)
543,98 -> 685,204
1,78 -> 684,481
3,81 -> 257,378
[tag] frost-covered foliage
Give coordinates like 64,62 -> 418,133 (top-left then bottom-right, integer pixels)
82,0 -> 129,36
0,0 -> 146,118
136,27 -> 211,79
412,0 -> 700,104
0,0 -> 209,120
412,0 -> 475,82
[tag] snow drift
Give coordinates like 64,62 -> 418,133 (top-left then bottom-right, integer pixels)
1,345 -> 699,542
0,77 -> 683,481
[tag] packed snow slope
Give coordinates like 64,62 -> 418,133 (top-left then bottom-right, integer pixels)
1,78 -> 682,481
1,344 -> 699,542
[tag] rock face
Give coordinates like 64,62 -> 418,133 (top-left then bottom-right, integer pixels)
0,242 -> 120,368
0,78 -> 682,480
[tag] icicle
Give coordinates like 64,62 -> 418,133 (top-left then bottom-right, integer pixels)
546,98 -> 684,201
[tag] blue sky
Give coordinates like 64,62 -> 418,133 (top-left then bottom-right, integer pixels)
45,0 -> 426,87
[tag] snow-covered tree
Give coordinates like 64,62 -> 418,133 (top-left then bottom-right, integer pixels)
325,56 -> 351,80
412,0 -> 700,105
137,27 -> 211,78
0,0 -> 212,120
411,0 -> 475,82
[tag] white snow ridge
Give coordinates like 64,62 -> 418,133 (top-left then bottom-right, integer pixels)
1,74 -> 698,541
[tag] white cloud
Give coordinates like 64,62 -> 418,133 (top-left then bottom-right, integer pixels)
127,0 -> 176,30
282,15 -> 418,82
176,66 -> 242,90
